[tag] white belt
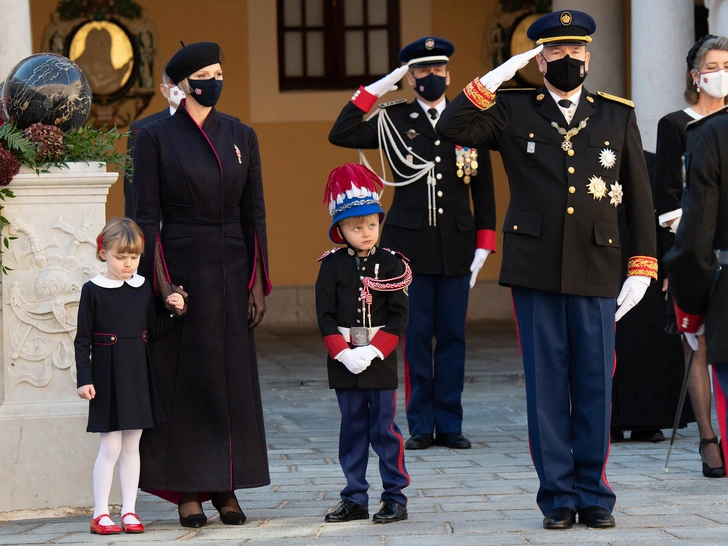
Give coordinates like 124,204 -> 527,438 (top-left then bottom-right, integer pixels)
337,325 -> 383,342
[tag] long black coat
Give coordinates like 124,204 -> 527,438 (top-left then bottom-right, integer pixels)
438,86 -> 657,298
133,102 -> 271,496
315,246 -> 409,389
665,108 -> 728,363
329,100 -> 497,276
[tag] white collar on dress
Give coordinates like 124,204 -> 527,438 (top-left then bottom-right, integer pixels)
683,107 -> 705,120
90,273 -> 145,288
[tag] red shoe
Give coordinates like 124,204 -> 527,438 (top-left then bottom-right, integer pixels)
120,512 -> 145,533
90,514 -> 122,534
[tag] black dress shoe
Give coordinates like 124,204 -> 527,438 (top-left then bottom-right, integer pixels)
178,494 -> 207,528
630,429 -> 665,443
542,507 -> 576,529
372,499 -> 408,523
404,434 -> 433,450
324,499 -> 369,522
578,506 -> 615,528
211,492 -> 246,525
434,432 -> 471,449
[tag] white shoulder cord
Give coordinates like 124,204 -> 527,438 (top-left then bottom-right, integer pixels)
358,107 -> 438,226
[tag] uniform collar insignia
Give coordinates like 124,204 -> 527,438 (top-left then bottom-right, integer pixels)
90,273 -> 145,288
536,93 -> 545,101
586,95 -> 594,103
410,111 -> 419,119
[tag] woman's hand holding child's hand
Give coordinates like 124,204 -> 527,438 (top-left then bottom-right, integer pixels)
166,286 -> 185,310
77,384 -> 96,400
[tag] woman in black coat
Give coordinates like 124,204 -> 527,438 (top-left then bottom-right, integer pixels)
133,42 -> 271,526
654,35 -> 728,477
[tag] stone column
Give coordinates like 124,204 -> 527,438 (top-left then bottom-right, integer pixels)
552,0 -> 626,96
706,0 -> 728,36
631,0 -> 694,152
0,0 -> 32,81
0,164 -> 119,513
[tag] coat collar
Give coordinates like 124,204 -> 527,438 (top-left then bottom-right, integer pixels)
90,273 -> 145,288
534,85 -> 594,128
406,99 -> 441,140
175,99 -> 221,132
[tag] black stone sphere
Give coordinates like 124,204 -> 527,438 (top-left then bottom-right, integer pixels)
2,54 -> 91,131
0,82 -> 7,123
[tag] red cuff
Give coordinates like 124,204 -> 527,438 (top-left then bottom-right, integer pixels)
323,334 -> 349,359
673,304 -> 704,334
369,330 -> 399,359
463,78 -> 496,110
476,229 -> 497,252
351,86 -> 378,113
627,256 -> 658,282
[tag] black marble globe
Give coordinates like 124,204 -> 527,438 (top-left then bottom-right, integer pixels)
0,81 -> 7,123
1,54 -> 91,131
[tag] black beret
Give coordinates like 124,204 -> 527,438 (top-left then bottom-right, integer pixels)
165,41 -> 222,85
527,10 -> 596,45
398,37 -> 454,67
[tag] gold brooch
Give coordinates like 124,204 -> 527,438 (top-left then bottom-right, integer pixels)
599,148 -> 617,169
609,182 -> 623,207
586,175 -> 608,200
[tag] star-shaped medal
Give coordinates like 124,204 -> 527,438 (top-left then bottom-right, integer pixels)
586,175 -> 608,200
561,140 -> 572,152
599,148 -> 617,169
609,182 -> 623,207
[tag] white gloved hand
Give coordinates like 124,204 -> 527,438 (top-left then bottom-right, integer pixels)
669,215 -> 681,234
352,345 -> 383,362
469,248 -> 491,288
480,45 -> 544,92
615,275 -> 651,321
364,65 -> 410,98
683,324 -> 705,351
336,349 -> 371,374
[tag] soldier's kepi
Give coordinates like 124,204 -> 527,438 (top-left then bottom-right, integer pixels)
436,8 -> 658,530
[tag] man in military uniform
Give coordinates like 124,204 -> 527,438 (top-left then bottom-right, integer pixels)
437,10 -> 657,529
329,37 -> 498,451
664,108 -> 728,460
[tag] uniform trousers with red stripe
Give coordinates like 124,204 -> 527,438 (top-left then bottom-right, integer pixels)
335,387 -> 410,506
512,285 -> 617,515
712,364 -> 728,466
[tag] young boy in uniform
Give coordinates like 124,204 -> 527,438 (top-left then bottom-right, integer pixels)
316,163 -> 411,524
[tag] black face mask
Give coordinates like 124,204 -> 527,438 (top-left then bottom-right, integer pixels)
187,77 -> 223,107
543,54 -> 587,92
414,73 -> 448,102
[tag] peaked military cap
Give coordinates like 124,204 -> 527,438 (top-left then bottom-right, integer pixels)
166,41 -> 222,85
398,36 -> 455,67
527,10 -> 596,46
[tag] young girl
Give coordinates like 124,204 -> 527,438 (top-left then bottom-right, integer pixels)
75,217 -> 186,535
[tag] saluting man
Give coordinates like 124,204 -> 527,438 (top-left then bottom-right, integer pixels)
329,38 -> 498,451
437,10 -> 657,529
664,108 -> 728,468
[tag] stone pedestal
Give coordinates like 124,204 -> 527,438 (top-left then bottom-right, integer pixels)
0,163 -> 118,515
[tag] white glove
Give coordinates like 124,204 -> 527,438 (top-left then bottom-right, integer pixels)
364,65 -> 410,98
480,45 -> 544,92
336,349 -> 371,374
684,324 -> 705,351
615,275 -> 651,321
352,345 -> 383,363
469,249 -> 491,288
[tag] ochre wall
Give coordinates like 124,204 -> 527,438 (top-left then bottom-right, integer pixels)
29,0 -> 512,287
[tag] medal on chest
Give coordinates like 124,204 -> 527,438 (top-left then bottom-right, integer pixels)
455,146 -> 478,184
551,117 -> 589,152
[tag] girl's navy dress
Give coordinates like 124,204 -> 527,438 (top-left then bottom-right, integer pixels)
75,274 -> 177,433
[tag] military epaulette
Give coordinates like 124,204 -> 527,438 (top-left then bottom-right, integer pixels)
686,105 -> 728,130
378,98 -> 408,109
317,247 -> 343,261
596,91 -> 634,108
383,247 -> 410,262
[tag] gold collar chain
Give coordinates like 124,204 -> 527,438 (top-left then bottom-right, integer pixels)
551,117 -> 589,152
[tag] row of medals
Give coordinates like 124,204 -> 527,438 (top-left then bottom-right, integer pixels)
456,147 -> 478,184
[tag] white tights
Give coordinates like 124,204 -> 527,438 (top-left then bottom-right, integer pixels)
92,430 -> 143,525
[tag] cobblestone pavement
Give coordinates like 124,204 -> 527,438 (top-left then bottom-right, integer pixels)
2,322 -> 728,545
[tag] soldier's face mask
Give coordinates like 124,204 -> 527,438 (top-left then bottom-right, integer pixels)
413,72 -> 448,102
698,69 -> 728,99
542,53 -> 587,93
187,77 -> 223,107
